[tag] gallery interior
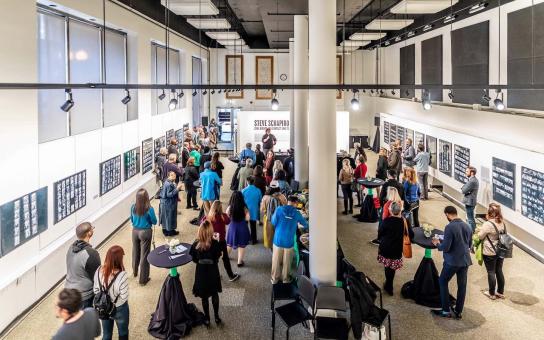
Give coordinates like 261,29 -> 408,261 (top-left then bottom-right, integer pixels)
1,0 -> 544,339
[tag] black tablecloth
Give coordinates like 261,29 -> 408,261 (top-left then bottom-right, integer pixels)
411,227 -> 443,249
355,194 -> 378,223
356,178 -> 385,189
148,244 -> 192,269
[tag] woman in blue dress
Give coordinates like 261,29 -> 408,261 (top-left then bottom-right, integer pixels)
226,191 -> 250,267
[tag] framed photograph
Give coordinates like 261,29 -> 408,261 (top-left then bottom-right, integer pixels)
226,55 -> 244,99
336,55 -> 343,99
256,56 -> 274,99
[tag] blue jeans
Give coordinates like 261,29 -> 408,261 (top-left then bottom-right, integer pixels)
439,264 -> 468,315
465,205 -> 476,232
101,302 -> 129,340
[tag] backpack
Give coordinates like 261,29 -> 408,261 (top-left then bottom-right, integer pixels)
93,269 -> 121,320
486,221 -> 513,259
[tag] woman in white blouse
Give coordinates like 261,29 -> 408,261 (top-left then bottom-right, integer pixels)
93,245 -> 129,340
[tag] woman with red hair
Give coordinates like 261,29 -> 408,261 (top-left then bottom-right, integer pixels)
93,245 -> 129,340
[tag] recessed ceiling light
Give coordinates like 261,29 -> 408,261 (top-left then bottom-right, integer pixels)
349,32 -> 387,40
366,19 -> 414,30
205,31 -> 240,40
162,0 -> 219,16
390,0 -> 459,14
216,38 -> 245,46
340,40 -> 370,47
186,18 -> 231,30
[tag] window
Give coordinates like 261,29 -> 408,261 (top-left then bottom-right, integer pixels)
151,43 -> 182,115
37,8 -> 129,143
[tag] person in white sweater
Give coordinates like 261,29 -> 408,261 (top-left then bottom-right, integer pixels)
93,245 -> 129,340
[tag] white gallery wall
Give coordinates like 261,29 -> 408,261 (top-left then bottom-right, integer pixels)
0,0 -> 204,331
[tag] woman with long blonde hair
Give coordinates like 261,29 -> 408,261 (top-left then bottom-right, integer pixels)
204,201 -> 239,282
190,220 -> 223,326
382,187 -> 403,220
339,158 -> 355,215
402,167 -> 420,227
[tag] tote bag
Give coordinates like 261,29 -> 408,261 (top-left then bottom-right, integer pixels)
403,218 -> 413,258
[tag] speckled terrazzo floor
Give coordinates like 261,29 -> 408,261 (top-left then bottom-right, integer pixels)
3,151 -> 544,340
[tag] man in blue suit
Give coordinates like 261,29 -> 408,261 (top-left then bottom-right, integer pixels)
431,205 -> 473,319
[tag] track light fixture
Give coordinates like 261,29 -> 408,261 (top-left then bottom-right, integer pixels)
271,89 -> 279,110
203,90 -> 207,95
469,2 -> 488,14
121,89 -> 131,105
482,89 -> 491,103
362,89 -> 366,94
351,90 -> 360,111
422,90 -> 432,110
60,89 -> 74,112
158,89 -> 166,100
493,89 -> 505,110
370,89 -> 374,94
168,89 -> 178,110
391,90 -> 396,95
405,90 -> 410,97
448,90 -> 454,100
178,90 -> 184,98
211,89 -> 215,94
192,90 -> 197,97
218,89 -> 222,93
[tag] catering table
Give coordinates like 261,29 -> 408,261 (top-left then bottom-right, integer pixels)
401,227 -> 454,308
353,178 -> 385,223
147,244 -> 204,338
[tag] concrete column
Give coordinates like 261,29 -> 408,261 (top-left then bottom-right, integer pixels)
294,15 -> 309,188
289,38 -> 295,148
308,0 -> 337,284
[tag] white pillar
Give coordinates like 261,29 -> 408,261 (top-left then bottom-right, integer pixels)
308,0 -> 337,284
294,15 -> 309,189
289,38 -> 295,148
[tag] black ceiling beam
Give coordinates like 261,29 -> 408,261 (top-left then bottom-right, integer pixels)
210,0 -> 256,48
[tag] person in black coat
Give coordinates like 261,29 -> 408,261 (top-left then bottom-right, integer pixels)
183,158 -> 200,210
376,147 -> 388,180
254,144 -> 265,168
377,202 -> 413,295
189,220 -> 223,327
283,148 -> 295,184
199,146 -> 212,173
181,142 -> 190,168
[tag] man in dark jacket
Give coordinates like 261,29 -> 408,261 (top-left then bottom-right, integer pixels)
282,148 -> 295,185
461,166 -> 479,232
163,153 -> 183,182
199,146 -> 212,173
431,206 -> 473,319
167,138 -> 179,163
387,144 -> 402,180
181,142 -> 190,168
65,222 -> 101,308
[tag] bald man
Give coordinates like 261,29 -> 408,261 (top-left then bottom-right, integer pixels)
162,153 -> 183,182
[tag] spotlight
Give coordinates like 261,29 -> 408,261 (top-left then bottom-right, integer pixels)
448,90 -> 454,100
218,89 -> 222,93
405,90 -> 410,97
60,89 -> 74,112
362,89 -> 366,93
271,90 -> 279,110
168,89 -> 178,109
211,89 -> 215,94
422,90 -> 432,110
482,89 -> 491,103
178,90 -> 184,98
493,89 -> 505,110
351,98 -> 360,111
391,90 -> 396,95
121,89 -> 131,105
203,90 -> 207,95
444,15 -> 457,24
469,2 -> 488,14
192,90 -> 197,97
379,89 -> 384,95
370,89 -> 374,94
158,89 -> 166,100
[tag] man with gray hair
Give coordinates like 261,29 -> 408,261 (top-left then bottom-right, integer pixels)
65,222 -> 101,309
237,158 -> 254,191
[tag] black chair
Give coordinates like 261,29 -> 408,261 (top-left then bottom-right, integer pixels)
313,285 -> 350,340
271,262 -> 306,330
360,305 -> 391,340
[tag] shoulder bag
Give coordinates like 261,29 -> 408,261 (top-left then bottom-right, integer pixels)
403,218 -> 413,258
486,221 -> 513,259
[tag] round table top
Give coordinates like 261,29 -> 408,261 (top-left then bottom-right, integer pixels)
228,156 -> 240,163
411,227 -> 444,249
357,178 -> 385,188
147,243 -> 193,269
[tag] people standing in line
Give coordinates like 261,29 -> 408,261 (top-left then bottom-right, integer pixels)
167,138 -> 179,163
226,191 -> 251,267
387,144 -> 402,180
271,196 -> 309,284
254,143 -> 265,168
431,206 -> 472,319
354,155 -> 368,207
130,189 -> 157,286
403,167 -> 421,228
239,142 -> 256,165
93,246 -> 129,340
208,128 -> 217,149
378,202 -> 413,296
181,142 -> 191,168
190,145 -> 202,168
52,288 -> 101,340
242,176 -> 263,244
264,150 -> 275,185
154,147 -> 168,182
191,126 -> 200,145
204,201 -> 240,282
371,170 -> 405,246
413,143 -> 430,200
183,157 -> 200,210
162,153 -> 183,182
283,148 -> 295,185
237,158 -> 254,191
65,222 -> 101,309
252,165 -> 267,196
271,169 -> 292,196
199,146 -> 213,172
478,203 -> 506,300
200,161 -> 222,215
210,152 -> 225,179
461,166 -> 479,232
376,147 -> 389,181
353,142 -> 367,163
159,171 -> 183,236
189,220 -> 224,327
339,158 -> 355,215
402,138 -> 416,167
261,185 -> 288,249
261,127 -> 277,155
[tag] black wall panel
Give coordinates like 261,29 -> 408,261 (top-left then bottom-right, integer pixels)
508,3 -> 544,110
400,44 -> 415,99
421,35 -> 443,102
451,21 -> 489,105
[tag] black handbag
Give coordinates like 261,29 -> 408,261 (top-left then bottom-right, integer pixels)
486,222 -> 513,259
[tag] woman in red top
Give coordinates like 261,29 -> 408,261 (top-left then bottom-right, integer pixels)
382,186 -> 403,220
353,156 -> 368,207
204,201 -> 240,282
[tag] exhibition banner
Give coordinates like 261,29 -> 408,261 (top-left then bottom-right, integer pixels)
237,111 -> 291,153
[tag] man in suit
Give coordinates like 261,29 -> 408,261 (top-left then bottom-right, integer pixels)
431,206 -> 473,319
181,142 -> 190,168
461,166 -> 479,232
